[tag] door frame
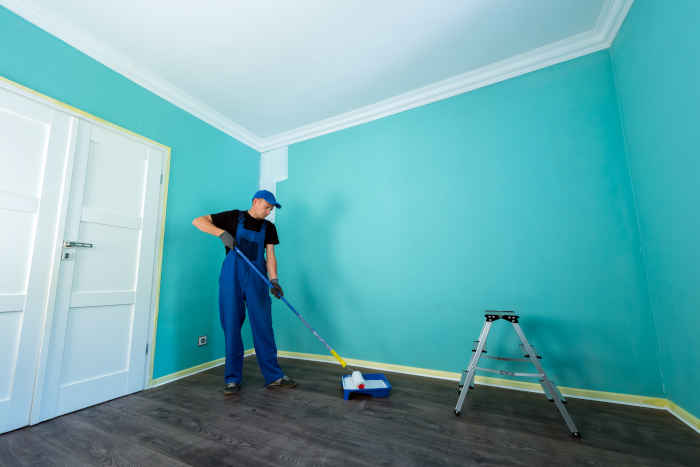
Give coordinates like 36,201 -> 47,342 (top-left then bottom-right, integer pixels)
0,76 -> 171,424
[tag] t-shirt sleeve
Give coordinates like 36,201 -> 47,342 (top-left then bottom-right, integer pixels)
265,221 -> 279,245
210,209 -> 238,234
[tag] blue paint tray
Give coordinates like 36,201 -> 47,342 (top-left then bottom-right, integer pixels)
341,373 -> 392,400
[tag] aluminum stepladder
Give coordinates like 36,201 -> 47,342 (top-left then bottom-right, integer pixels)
454,310 -> 581,439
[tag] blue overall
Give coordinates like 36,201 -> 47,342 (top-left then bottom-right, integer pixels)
219,214 -> 284,385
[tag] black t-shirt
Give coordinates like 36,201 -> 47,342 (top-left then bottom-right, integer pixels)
211,209 -> 279,254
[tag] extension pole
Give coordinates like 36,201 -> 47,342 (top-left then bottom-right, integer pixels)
233,247 -> 348,368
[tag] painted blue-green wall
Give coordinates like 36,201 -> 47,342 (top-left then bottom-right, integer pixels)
5,3 -> 694,410
0,7 -> 257,379
611,1 -> 700,417
273,50 -> 662,397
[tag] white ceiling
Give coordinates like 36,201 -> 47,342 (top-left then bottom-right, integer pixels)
4,0 -> 632,151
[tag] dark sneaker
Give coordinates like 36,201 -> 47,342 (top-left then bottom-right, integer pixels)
265,376 -> 297,390
223,382 -> 241,396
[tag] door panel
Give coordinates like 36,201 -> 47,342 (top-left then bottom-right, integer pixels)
72,222 -> 141,291
0,312 -> 22,401
0,86 -> 76,434
61,304 -> 134,384
36,120 -> 164,421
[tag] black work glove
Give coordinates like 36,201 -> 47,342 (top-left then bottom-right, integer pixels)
219,231 -> 236,250
270,279 -> 283,299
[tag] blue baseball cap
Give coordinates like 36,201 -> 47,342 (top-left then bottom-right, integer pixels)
252,189 -> 281,209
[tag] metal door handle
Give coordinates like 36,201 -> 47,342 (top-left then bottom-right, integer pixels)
63,241 -> 95,248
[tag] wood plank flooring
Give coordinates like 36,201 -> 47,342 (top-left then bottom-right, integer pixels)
1,357 -> 698,466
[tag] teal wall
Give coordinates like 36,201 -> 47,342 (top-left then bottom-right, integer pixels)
0,7 -> 258,380
611,1 -> 700,417
273,50 -> 663,397
5,2 -> 696,413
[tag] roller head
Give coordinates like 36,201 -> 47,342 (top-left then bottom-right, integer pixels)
351,370 -> 366,389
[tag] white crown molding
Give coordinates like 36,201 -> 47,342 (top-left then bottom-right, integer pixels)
4,0 -> 633,153
597,0 -> 635,47
258,0 -> 634,152
2,0 -> 264,151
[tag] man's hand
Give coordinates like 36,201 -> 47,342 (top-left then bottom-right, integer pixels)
219,231 -> 236,250
270,279 -> 283,299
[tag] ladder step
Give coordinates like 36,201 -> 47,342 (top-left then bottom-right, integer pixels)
475,367 -> 544,378
520,344 -> 541,359
481,355 -> 530,363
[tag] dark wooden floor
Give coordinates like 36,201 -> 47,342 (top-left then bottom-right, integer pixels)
1,357 -> 699,466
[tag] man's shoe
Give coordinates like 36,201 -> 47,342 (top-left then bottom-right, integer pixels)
265,376 -> 297,389
223,382 -> 241,395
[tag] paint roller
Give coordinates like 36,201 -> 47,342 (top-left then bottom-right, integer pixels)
231,247 -> 369,381
351,370 -> 366,389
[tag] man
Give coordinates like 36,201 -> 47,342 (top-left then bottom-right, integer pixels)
192,189 -> 296,395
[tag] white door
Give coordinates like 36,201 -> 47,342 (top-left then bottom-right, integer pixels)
34,119 -> 164,422
0,87 -> 76,434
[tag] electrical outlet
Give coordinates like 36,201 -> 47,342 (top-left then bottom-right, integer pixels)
198,335 -> 207,346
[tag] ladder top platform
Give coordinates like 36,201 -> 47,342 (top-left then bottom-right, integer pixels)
484,310 -> 520,322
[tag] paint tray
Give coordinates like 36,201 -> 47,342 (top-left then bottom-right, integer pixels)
341,373 -> 392,400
